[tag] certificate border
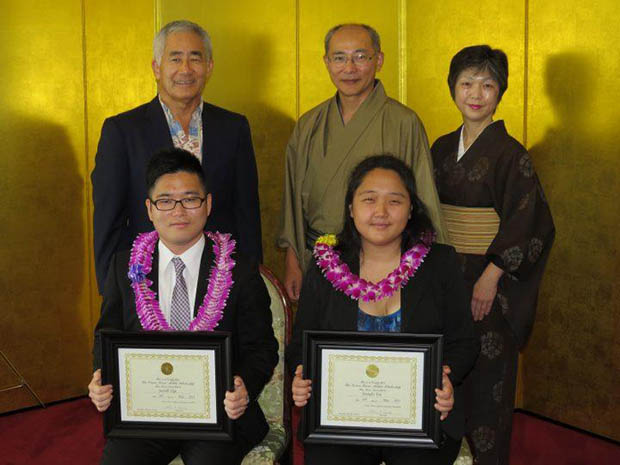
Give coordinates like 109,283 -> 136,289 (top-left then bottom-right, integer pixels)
322,350 -> 423,428
119,349 -> 216,423
100,330 -> 233,441
302,331 -> 443,448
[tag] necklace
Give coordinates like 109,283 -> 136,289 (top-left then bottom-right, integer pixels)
127,230 -> 235,331
313,234 -> 429,302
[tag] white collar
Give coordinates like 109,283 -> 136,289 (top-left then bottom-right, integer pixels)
457,126 -> 467,161
158,234 -> 206,281
457,120 -> 502,161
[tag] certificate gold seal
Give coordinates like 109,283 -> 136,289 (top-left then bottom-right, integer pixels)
161,362 -> 173,375
365,364 -> 379,378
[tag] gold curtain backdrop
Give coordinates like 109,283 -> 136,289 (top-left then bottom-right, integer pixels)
0,0 -> 617,441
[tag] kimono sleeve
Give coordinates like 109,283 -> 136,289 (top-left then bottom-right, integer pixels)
277,123 -> 305,263
487,147 -> 555,280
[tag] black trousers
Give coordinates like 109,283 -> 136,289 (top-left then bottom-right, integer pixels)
100,436 -> 253,465
304,435 -> 461,465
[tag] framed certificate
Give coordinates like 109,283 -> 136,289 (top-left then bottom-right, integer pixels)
100,330 -> 233,441
302,331 -> 443,448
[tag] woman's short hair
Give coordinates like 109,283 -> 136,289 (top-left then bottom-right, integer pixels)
336,155 -> 434,261
447,45 -> 508,102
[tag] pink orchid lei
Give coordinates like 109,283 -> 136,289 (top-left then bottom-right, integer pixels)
313,234 -> 430,302
127,230 -> 236,331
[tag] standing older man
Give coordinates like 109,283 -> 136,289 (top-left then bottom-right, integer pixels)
92,20 -> 262,293
278,23 -> 447,300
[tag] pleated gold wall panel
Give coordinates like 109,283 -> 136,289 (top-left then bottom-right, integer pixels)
84,0 -> 156,327
0,0 -> 90,412
0,0 -> 155,414
159,0 -> 297,279
523,0 -> 620,440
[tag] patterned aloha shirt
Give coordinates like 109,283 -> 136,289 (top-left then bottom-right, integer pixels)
159,97 -> 203,162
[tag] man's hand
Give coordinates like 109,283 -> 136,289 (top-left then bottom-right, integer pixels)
471,262 -> 504,321
224,376 -> 250,420
434,366 -> 454,421
292,364 -> 312,407
88,369 -> 113,412
284,247 -> 303,302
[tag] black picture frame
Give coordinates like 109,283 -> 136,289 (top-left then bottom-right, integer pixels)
302,330 -> 443,448
100,330 -> 233,441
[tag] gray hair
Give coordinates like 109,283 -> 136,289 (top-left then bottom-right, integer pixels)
153,20 -> 212,65
324,24 -> 381,55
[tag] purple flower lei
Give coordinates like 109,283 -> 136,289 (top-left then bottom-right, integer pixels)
313,237 -> 430,302
127,230 -> 235,331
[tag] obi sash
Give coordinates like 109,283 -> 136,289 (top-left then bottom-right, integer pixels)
440,203 -> 500,255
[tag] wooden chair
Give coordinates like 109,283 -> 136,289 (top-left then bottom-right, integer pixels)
170,264 -> 292,465
241,265 -> 292,464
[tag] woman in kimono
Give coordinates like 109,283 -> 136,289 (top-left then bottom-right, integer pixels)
286,155 -> 478,465
431,45 -> 555,465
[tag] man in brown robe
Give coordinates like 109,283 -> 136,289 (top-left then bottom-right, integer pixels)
278,23 -> 447,300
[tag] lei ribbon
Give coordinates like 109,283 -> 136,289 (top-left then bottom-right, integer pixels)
127,230 -> 235,331
313,234 -> 429,302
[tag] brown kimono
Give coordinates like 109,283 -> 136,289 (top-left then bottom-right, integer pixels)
432,121 -> 555,465
278,81 -> 448,270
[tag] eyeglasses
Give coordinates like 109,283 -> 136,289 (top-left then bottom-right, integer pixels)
327,52 -> 375,67
150,197 -> 206,211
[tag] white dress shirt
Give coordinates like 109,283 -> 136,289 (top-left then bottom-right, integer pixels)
157,235 -> 206,323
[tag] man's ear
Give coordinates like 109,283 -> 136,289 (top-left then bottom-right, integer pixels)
375,51 -> 385,72
323,54 -> 330,69
152,59 -> 160,80
205,193 -> 212,217
205,58 -> 214,82
146,198 -> 154,222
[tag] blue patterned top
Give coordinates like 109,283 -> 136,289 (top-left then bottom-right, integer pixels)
357,308 -> 401,332
159,97 -> 203,161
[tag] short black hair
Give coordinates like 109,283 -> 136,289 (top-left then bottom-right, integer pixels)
336,154 -> 434,262
447,45 -> 508,103
146,148 -> 208,196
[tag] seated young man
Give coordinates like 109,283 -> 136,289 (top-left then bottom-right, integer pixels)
88,148 -> 278,465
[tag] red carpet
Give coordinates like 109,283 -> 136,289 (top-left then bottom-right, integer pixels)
0,397 -> 103,465
1,399 -> 618,464
291,407 -> 619,465
510,410 -> 619,465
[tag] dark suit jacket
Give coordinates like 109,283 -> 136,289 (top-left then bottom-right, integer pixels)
92,97 -> 263,292
93,242 -> 278,447
285,243 -> 479,440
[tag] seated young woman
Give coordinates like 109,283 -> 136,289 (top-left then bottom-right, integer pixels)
285,155 -> 478,465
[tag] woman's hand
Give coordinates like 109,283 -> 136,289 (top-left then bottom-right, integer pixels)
471,262 -> 504,321
434,366 -> 454,420
292,364 -> 312,407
